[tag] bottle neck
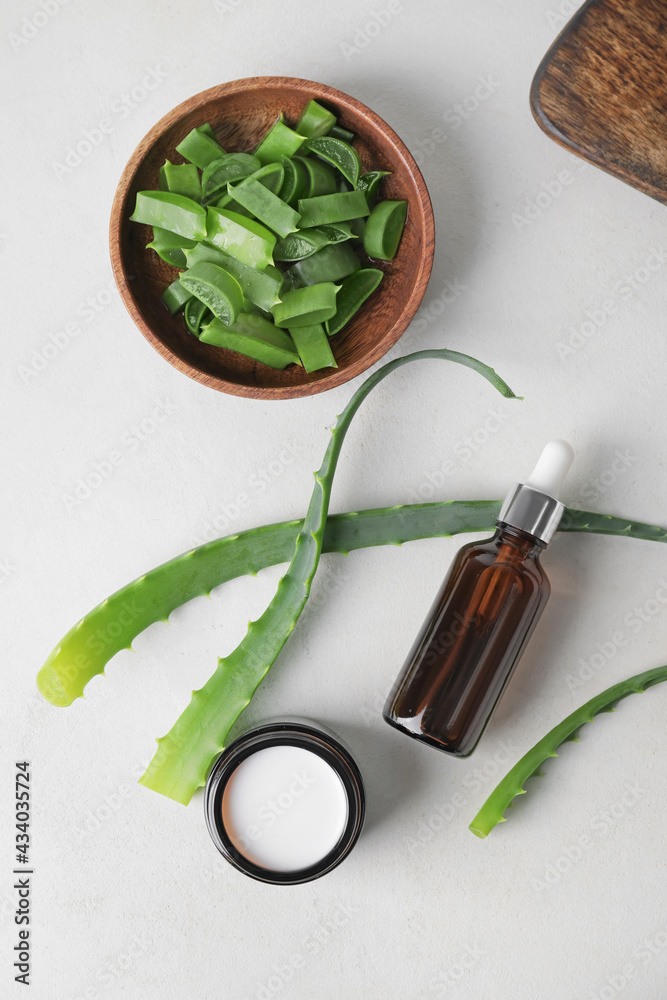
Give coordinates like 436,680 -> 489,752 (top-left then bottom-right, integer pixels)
493,524 -> 545,560
498,483 -> 564,545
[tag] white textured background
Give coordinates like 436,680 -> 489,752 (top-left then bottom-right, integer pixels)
4,1 -> 667,998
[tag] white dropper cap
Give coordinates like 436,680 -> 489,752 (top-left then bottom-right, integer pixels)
498,440 -> 575,544
525,440 -> 575,499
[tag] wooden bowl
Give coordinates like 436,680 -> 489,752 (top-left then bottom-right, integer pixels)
110,76 -> 435,400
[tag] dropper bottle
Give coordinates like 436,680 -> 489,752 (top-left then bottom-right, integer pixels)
383,440 -> 574,757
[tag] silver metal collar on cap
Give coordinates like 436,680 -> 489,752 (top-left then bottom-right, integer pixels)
497,483 -> 565,545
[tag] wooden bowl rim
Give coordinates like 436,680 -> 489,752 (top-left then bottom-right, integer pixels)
109,75 -> 435,400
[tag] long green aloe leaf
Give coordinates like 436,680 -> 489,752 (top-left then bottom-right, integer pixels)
36,501 -> 499,707
139,349 -> 518,803
469,664 -> 667,838
37,501 -> 667,708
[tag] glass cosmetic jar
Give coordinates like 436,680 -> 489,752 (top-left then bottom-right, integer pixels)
204,719 -> 365,885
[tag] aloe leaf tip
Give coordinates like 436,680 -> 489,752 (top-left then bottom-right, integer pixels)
468,664 -> 667,838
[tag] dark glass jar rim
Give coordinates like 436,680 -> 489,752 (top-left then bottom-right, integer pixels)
204,720 -> 365,886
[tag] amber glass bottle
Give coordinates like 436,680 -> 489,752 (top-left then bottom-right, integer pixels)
383,441 -> 574,757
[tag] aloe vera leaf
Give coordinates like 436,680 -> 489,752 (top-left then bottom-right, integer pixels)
36,501 -> 503,708
36,502 -> 500,707
469,664 -> 667,839
558,506 -> 667,542
138,350 -> 518,803
37,500 -> 667,708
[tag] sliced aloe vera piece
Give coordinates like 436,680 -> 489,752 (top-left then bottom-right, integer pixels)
294,155 -> 337,197
255,118 -> 305,164
205,207 -> 276,270
175,127 -> 226,170
246,161 -> 285,194
296,99 -> 337,138
288,323 -> 337,372
161,279 -> 192,314
184,244 -> 283,311
147,227 -> 197,267
272,282 -> 340,328
179,262 -> 244,326
288,242 -> 360,287
228,177 -> 301,238
278,156 -> 308,206
363,199 -> 407,261
184,297 -> 210,336
325,268 -> 383,336
273,223 -> 354,262
357,170 -> 390,208
305,136 -> 363,187
159,161 -> 201,201
200,314 -> 300,369
201,153 -> 261,204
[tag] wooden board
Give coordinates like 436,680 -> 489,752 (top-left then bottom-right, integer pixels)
531,0 -> 667,206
